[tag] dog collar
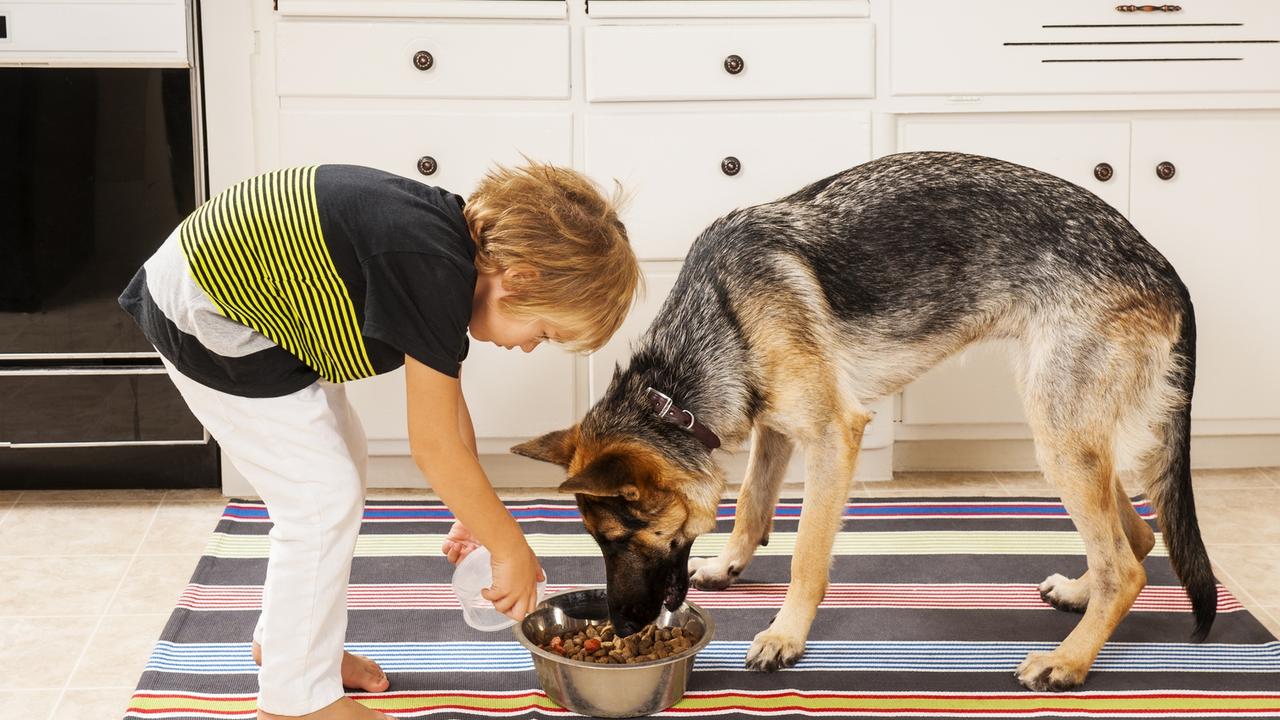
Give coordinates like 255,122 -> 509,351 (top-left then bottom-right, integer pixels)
645,387 -> 722,451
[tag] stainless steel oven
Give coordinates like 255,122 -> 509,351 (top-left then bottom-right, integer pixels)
0,0 -> 217,488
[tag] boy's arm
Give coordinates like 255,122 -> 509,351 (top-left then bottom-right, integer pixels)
405,356 -> 525,562
456,369 -> 478,458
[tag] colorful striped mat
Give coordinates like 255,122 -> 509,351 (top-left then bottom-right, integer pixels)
127,498 -> 1280,719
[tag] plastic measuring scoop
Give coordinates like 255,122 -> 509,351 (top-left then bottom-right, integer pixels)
451,545 -> 548,631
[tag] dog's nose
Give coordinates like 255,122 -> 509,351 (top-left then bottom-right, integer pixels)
612,618 -> 643,638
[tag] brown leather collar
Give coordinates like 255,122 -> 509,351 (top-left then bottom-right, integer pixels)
645,387 -> 721,451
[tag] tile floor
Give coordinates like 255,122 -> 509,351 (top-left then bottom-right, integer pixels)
1,469 -> 1277,719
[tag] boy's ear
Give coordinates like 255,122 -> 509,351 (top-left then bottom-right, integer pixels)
510,427 -> 577,467
558,454 -> 641,502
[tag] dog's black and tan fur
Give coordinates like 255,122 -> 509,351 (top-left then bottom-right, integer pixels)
513,152 -> 1216,691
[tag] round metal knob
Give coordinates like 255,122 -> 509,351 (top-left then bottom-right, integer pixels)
723,54 -> 745,75
1093,162 -> 1114,182
417,156 -> 438,176
1156,161 -> 1176,181
721,156 -> 741,176
412,50 -> 434,71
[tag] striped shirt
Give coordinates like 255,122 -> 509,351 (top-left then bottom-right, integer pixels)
121,165 -> 475,397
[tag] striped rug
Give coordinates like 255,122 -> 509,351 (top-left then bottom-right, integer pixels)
127,497 -> 1280,718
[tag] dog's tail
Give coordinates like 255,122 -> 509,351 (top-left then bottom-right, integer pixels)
1147,290 -> 1217,642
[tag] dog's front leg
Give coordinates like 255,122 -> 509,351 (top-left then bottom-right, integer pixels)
745,413 -> 867,671
690,426 -> 793,590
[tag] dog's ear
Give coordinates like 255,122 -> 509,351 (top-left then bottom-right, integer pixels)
510,427 -> 577,467
558,454 -> 641,502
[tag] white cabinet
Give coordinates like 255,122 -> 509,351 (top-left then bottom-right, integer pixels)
586,111 -> 872,259
278,110 -> 572,194
275,21 -> 570,99
585,22 -> 873,102
897,114 -> 1280,430
891,0 -> 1280,97
1129,117 -> 1280,421
0,0 -> 189,66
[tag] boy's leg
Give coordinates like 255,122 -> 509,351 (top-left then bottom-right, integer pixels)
252,384 -> 369,650
161,362 -> 366,715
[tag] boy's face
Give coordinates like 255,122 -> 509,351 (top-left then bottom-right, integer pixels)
470,268 -> 562,353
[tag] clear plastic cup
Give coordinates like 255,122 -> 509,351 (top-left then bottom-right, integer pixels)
451,545 -> 548,632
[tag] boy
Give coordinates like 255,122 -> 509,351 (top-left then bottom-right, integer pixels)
120,163 -> 639,720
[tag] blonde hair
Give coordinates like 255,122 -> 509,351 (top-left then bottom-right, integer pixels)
464,162 -> 641,353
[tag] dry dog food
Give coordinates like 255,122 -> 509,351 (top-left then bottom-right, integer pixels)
538,621 -> 703,664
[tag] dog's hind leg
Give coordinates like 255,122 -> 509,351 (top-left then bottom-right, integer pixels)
1014,313 -> 1162,691
690,425 -> 793,591
745,411 -> 868,671
1039,475 -> 1156,612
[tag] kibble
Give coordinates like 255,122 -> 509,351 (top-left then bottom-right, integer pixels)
538,621 -> 702,664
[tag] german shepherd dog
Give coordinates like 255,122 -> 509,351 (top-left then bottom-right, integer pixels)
512,151 -> 1216,691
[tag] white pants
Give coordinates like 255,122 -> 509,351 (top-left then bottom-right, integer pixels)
161,358 -> 368,715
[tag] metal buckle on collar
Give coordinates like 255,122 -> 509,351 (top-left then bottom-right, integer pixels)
648,387 -> 674,418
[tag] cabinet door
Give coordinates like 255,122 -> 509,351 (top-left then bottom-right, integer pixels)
278,111 -> 578,442
588,266 -> 680,403
896,119 -> 1130,426
587,111 -> 870,260
1130,118 -> 1280,421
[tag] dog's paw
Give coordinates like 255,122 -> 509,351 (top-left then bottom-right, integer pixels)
744,629 -> 806,672
1015,651 -> 1088,692
1038,573 -> 1089,613
688,556 -> 742,591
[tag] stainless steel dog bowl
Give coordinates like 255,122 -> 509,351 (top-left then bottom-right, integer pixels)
514,588 -> 715,718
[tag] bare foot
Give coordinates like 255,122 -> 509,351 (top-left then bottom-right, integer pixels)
258,696 -> 392,720
253,642 -> 390,693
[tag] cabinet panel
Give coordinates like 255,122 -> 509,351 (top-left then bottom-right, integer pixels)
586,111 -> 871,259
892,0 -> 1280,97
896,119 -> 1131,426
586,22 -> 873,102
278,110 -> 572,195
275,22 -> 570,99
0,371 -> 204,445
1130,118 -> 1280,421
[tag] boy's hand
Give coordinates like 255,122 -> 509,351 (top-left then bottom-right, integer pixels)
441,521 -> 481,564
482,541 -> 546,621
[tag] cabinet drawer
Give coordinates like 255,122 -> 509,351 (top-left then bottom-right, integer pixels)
586,111 -> 871,259
278,110 -> 572,195
275,22 -> 569,99
585,22 -> 873,102
0,1 -> 188,66
0,370 -> 205,446
892,0 -> 1280,96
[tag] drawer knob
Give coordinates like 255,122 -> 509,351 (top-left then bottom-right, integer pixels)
721,156 -> 741,176
723,54 -> 745,75
413,50 -> 435,71
417,156 -> 438,176
1093,162 -> 1114,182
1156,161 -> 1176,180
1115,4 -> 1182,11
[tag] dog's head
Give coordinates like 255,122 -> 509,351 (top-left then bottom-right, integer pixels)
512,425 -> 721,636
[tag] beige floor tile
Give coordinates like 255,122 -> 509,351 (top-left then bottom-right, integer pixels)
876,471 -> 1005,496
16,488 -> 169,504
0,556 -> 132,617
108,554 -> 202,615
69,614 -> 170,688
163,488 -> 230,503
0,502 -> 158,557
51,687 -> 135,720
0,616 -> 98,691
0,690 -> 62,717
993,471 -> 1052,495
1205,544 -> 1280,602
1251,607 -> 1280,639
1191,467 -> 1278,490
365,487 -> 437,500
139,502 -> 228,555
1195,488 -> 1280,545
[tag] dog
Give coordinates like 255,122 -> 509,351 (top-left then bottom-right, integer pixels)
511,151 -> 1216,692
